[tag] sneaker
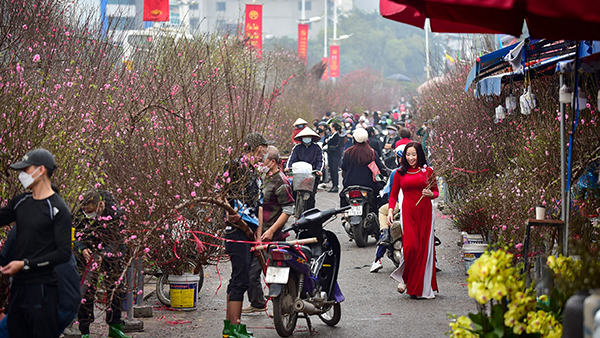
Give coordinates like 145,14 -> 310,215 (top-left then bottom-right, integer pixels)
370,259 -> 383,273
397,282 -> 406,294
241,305 -> 264,314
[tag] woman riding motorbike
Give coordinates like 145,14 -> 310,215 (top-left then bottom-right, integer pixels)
339,128 -> 389,208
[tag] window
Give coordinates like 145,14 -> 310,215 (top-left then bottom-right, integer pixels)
216,2 -> 226,11
107,0 -> 135,4
189,3 -> 199,11
298,1 -> 312,11
190,18 -> 200,32
108,16 -> 136,30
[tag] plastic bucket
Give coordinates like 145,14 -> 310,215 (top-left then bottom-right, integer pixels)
461,232 -> 485,245
169,273 -> 200,311
463,243 -> 488,274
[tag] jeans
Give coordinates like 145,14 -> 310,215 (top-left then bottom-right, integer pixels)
0,308 -> 77,338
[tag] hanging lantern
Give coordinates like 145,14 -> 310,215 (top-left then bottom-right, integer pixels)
571,87 -> 587,110
505,93 -> 517,114
520,86 -> 537,115
495,105 -> 506,123
559,84 -> 572,104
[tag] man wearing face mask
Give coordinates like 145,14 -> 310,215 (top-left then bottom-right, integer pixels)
73,189 -> 130,338
222,133 -> 269,337
0,148 -> 72,338
291,118 -> 308,145
284,128 -> 323,211
242,146 -> 294,315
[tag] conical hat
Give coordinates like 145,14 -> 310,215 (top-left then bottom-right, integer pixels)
293,118 -> 308,126
294,127 -> 320,140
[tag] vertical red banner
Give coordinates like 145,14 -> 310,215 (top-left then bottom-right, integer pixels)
298,24 -> 309,64
329,45 -> 340,78
244,4 -> 263,56
321,57 -> 329,81
143,0 -> 169,21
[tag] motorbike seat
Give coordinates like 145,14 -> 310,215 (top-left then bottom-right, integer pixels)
299,245 -> 313,260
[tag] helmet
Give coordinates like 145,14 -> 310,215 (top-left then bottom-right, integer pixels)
353,128 -> 368,143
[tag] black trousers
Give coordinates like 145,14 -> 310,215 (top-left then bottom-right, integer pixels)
77,255 -> 124,334
8,282 -> 59,338
247,252 -> 266,308
328,155 -> 341,190
225,228 -> 252,302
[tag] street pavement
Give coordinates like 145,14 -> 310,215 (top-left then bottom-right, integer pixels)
87,188 -> 476,337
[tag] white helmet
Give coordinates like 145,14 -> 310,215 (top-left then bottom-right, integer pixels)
353,128 -> 368,143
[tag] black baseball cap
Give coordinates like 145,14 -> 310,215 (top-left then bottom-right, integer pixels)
244,133 -> 274,152
10,148 -> 57,175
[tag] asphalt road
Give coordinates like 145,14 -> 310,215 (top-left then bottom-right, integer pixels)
88,188 -> 476,337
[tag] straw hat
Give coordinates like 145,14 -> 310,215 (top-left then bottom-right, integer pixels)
294,127 -> 320,141
293,118 -> 308,126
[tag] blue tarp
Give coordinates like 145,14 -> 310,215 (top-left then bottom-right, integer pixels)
474,53 -> 575,97
464,39 -> 576,92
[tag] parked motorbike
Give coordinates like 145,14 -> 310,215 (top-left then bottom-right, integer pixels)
262,206 -> 350,337
291,161 -> 318,218
341,185 -> 381,247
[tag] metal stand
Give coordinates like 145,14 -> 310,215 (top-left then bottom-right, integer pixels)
521,219 -> 565,286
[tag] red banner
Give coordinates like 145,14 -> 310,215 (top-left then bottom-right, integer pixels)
329,45 -> 340,78
298,24 -> 309,64
321,57 -> 329,81
143,0 -> 169,22
244,4 -> 263,56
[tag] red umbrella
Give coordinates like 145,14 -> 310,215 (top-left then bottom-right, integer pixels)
380,0 -> 600,40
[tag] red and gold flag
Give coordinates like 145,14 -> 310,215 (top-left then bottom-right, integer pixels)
329,45 -> 340,78
244,4 -> 263,56
321,57 -> 329,81
298,24 -> 309,64
143,0 -> 169,22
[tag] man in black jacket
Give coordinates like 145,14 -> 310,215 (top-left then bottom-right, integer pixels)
324,122 -> 343,193
73,190 -> 130,338
366,126 -> 382,158
0,148 -> 72,338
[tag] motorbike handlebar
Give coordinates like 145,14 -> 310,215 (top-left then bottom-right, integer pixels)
281,205 -> 351,233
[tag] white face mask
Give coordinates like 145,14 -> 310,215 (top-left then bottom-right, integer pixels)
302,137 -> 312,144
18,166 -> 41,189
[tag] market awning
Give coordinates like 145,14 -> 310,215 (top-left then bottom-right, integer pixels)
474,53 -> 575,97
380,0 -> 600,40
465,39 -> 578,92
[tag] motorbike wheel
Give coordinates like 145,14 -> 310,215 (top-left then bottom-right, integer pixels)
294,193 -> 305,219
353,221 -> 369,247
156,274 -> 171,307
155,259 -> 204,307
388,237 -> 403,268
273,277 -> 299,337
318,303 -> 341,326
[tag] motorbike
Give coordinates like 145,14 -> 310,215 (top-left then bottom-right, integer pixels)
291,161 -> 318,219
340,185 -> 382,247
262,206 -> 350,337
384,214 -> 442,269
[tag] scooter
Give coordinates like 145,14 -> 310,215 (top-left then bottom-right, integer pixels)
340,185 -> 381,247
261,206 -> 350,337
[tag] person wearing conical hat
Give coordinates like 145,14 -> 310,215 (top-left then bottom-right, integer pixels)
291,118 -> 308,144
285,127 -> 323,211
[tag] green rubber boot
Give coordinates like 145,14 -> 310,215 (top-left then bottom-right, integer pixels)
223,320 -> 231,338
230,324 -> 255,338
81,335 -> 91,338
108,323 -> 132,338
